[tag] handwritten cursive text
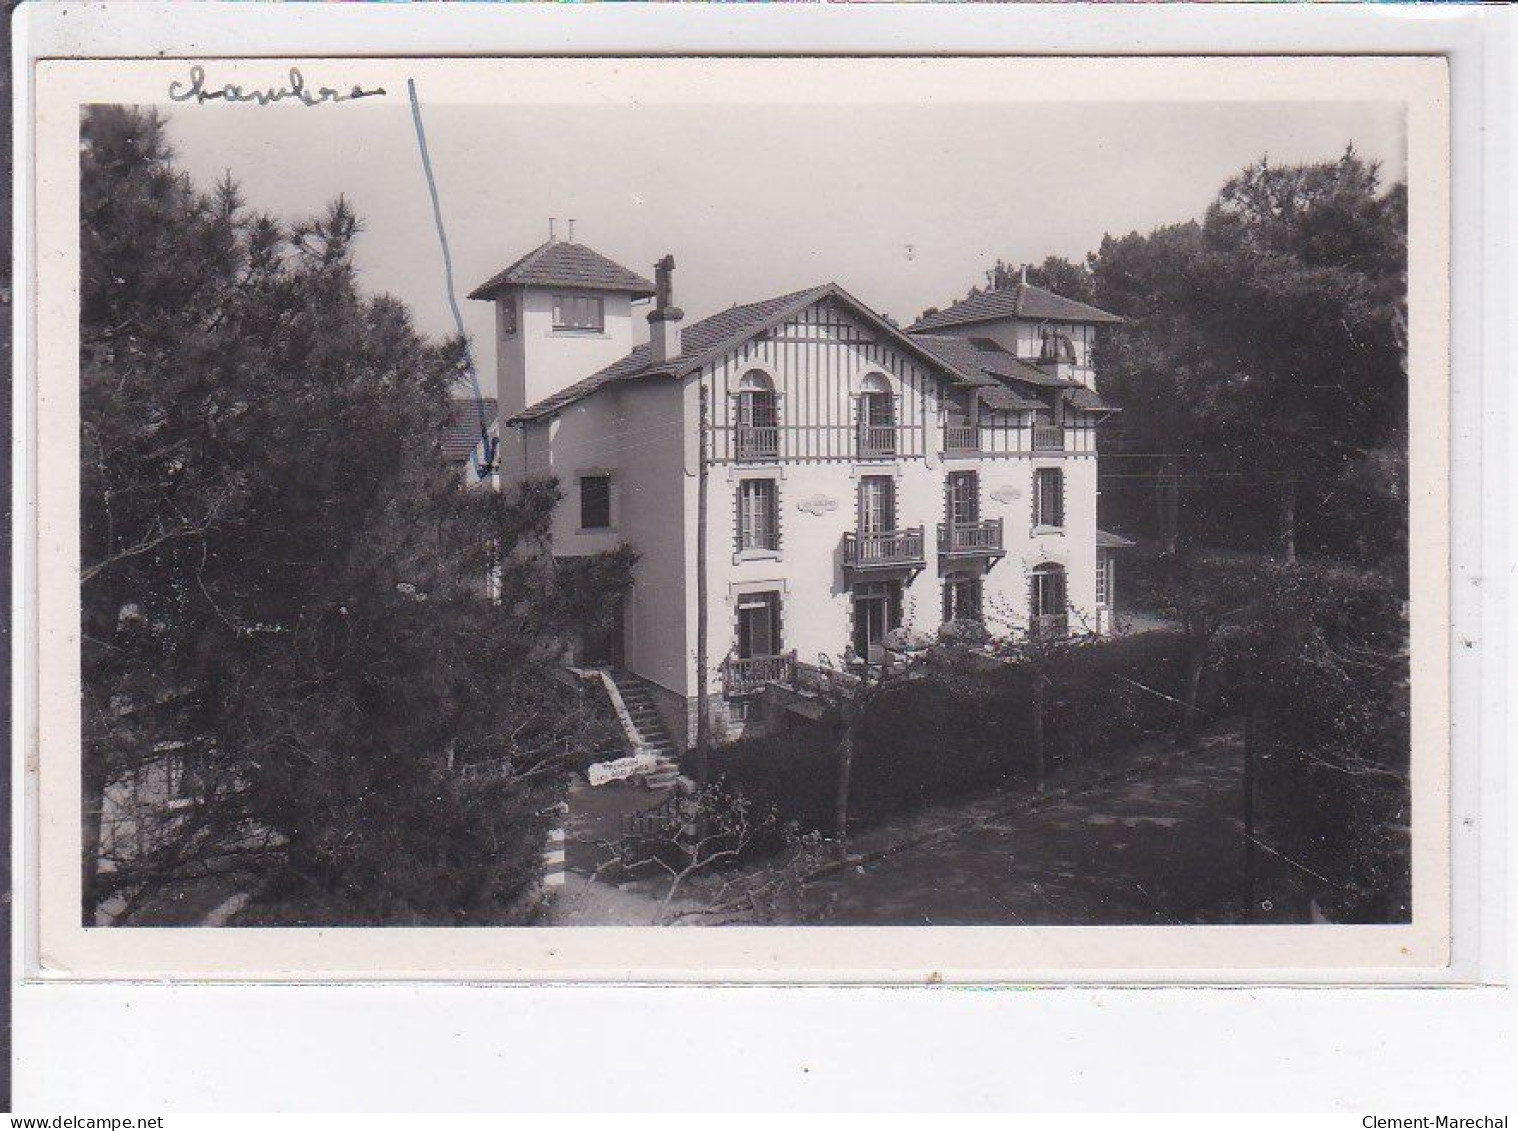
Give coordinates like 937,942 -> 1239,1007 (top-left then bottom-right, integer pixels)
169,66 -> 387,107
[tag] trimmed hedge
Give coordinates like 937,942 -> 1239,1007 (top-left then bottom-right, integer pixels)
691,631 -> 1196,840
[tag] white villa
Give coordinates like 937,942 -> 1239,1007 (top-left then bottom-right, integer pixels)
466,239 -> 1131,748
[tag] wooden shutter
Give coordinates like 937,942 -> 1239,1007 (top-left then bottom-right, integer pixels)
759,480 -> 776,549
740,480 -> 756,551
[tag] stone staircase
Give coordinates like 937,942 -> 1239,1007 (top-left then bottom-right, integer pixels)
607,670 -> 682,791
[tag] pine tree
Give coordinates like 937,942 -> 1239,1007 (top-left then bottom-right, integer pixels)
80,107 -> 633,925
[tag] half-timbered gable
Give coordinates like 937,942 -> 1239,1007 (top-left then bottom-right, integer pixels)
703,295 -> 954,464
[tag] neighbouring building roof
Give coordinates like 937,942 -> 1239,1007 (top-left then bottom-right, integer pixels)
909,334 -> 1120,415
443,397 -> 497,462
906,335 -> 1043,413
467,240 -> 657,301
507,283 -> 980,425
1064,386 -> 1118,413
1096,529 -> 1137,550
907,281 -> 1124,332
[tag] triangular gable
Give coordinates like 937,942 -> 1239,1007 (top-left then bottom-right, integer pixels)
677,284 -> 975,392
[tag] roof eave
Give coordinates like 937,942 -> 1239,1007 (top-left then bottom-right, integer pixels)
507,365 -> 680,425
468,280 -> 657,302
911,309 -> 1124,333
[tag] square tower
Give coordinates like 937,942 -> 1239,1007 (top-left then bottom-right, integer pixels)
469,239 -> 656,479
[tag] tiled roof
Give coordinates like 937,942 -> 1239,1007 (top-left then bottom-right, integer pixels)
909,334 -> 1117,415
906,336 -> 1042,412
1064,386 -> 1118,413
443,397 -> 497,462
467,240 -> 656,300
508,283 -> 972,425
908,282 -> 1123,332
1096,529 -> 1136,550
505,286 -> 827,424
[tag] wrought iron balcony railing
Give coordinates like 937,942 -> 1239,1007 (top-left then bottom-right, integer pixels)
842,526 -> 927,570
937,518 -> 1005,557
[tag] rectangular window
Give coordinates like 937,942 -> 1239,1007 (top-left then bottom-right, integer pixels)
1096,551 -> 1114,607
738,478 -> 779,553
579,474 -> 612,530
947,471 -> 980,526
737,592 -> 781,659
500,298 -> 518,337
1034,467 -> 1064,528
858,476 -> 896,533
552,294 -> 605,331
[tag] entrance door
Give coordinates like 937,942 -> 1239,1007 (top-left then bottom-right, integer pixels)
852,580 -> 902,662
580,596 -> 625,668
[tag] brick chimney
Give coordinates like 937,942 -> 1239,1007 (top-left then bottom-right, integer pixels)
647,254 -> 684,365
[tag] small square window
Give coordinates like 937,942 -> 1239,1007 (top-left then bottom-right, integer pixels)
579,475 -> 612,530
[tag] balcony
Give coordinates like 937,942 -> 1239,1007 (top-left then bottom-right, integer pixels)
1031,613 -> 1069,640
856,424 -> 899,459
722,651 -> 796,698
943,423 -> 981,455
938,518 -> 1005,558
734,425 -> 780,462
843,526 -> 927,571
1032,425 -> 1065,452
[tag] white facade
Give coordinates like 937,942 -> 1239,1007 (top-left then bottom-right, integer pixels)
493,286 -> 642,484
486,255 -> 1119,747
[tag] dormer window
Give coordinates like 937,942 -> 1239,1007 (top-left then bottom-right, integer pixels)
1040,328 -> 1076,365
553,294 -> 604,332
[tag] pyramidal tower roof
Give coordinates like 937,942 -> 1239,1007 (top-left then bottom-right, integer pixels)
468,240 -> 657,301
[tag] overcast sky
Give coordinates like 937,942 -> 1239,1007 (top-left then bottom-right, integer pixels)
162,100 -> 1403,398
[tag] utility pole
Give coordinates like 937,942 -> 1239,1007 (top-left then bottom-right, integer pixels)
1242,699 -> 1259,921
833,696 -> 857,861
1280,473 -> 1298,566
694,385 -> 711,796
1031,670 -> 1048,794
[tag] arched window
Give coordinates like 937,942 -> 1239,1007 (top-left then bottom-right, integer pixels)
1030,562 -> 1068,639
856,372 -> 897,458
736,369 -> 779,460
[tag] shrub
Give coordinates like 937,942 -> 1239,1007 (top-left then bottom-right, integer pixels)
681,727 -> 841,853
691,631 -> 1198,846
1042,631 -> 1193,761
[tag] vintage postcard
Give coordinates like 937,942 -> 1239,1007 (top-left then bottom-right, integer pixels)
22,54 -> 1451,980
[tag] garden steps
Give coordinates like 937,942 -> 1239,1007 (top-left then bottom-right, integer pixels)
606,669 -> 682,789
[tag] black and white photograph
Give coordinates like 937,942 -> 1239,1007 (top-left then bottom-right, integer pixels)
15,0 -> 1518,1110
28,54 -> 1451,976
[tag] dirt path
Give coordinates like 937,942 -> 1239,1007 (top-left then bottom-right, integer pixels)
796,727 -> 1299,926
